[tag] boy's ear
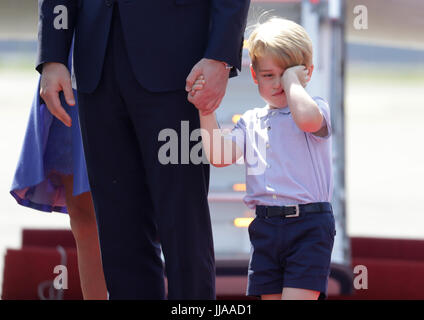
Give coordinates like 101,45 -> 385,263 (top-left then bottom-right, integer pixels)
250,64 -> 258,84
307,64 -> 314,78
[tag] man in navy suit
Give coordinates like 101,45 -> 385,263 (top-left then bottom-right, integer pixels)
37,0 -> 250,299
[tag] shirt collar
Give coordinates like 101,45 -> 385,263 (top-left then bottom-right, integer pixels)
256,104 -> 290,119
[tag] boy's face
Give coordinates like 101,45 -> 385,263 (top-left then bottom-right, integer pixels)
250,54 -> 311,109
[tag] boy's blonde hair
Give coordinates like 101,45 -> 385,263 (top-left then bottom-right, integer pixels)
246,18 -> 313,70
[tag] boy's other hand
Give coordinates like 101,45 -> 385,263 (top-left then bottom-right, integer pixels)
186,58 -> 230,115
282,65 -> 310,88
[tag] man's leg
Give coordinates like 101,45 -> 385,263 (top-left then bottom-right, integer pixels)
112,24 -> 215,298
124,89 -> 215,300
76,7 -> 164,299
113,60 -> 215,298
88,2 -> 215,299
78,92 -> 165,299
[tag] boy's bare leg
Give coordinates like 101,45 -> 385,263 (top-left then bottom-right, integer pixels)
261,288 -> 320,300
281,287 -> 320,300
261,293 -> 283,300
62,174 -> 108,300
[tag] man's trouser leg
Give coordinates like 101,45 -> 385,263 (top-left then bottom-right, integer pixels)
77,4 -> 215,299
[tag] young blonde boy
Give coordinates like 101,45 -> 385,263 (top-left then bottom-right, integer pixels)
189,18 -> 335,300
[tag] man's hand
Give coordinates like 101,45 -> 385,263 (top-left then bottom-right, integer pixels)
40,62 -> 75,127
186,58 -> 230,116
282,65 -> 310,88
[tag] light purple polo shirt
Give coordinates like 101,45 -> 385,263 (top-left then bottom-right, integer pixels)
225,96 -> 333,209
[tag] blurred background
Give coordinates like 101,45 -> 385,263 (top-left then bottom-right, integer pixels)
0,0 -> 423,299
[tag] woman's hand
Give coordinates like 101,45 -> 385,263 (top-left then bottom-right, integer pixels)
40,62 -> 75,127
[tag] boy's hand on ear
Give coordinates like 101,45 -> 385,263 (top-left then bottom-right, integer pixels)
283,65 -> 310,88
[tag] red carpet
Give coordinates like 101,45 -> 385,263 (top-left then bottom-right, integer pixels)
3,230 -> 424,299
330,237 -> 424,300
2,229 -> 82,300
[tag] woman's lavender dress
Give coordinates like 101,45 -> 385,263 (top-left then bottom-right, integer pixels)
10,46 -> 90,213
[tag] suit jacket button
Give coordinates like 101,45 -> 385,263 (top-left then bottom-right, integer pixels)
106,0 -> 113,7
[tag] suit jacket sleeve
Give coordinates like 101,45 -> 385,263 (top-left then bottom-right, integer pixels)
203,0 -> 250,76
36,0 -> 78,74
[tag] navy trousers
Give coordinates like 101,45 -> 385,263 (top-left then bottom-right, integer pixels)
77,5 -> 215,299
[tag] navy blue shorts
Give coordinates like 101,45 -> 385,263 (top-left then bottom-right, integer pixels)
247,206 -> 336,298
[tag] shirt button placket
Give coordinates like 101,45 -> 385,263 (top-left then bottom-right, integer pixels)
265,117 -> 272,200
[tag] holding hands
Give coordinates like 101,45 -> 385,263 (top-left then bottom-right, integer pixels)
189,75 -> 206,96
186,58 -> 230,115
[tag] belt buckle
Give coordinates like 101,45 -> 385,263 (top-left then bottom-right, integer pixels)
284,205 -> 300,218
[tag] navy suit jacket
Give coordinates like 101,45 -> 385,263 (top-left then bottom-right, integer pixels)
36,0 -> 250,93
